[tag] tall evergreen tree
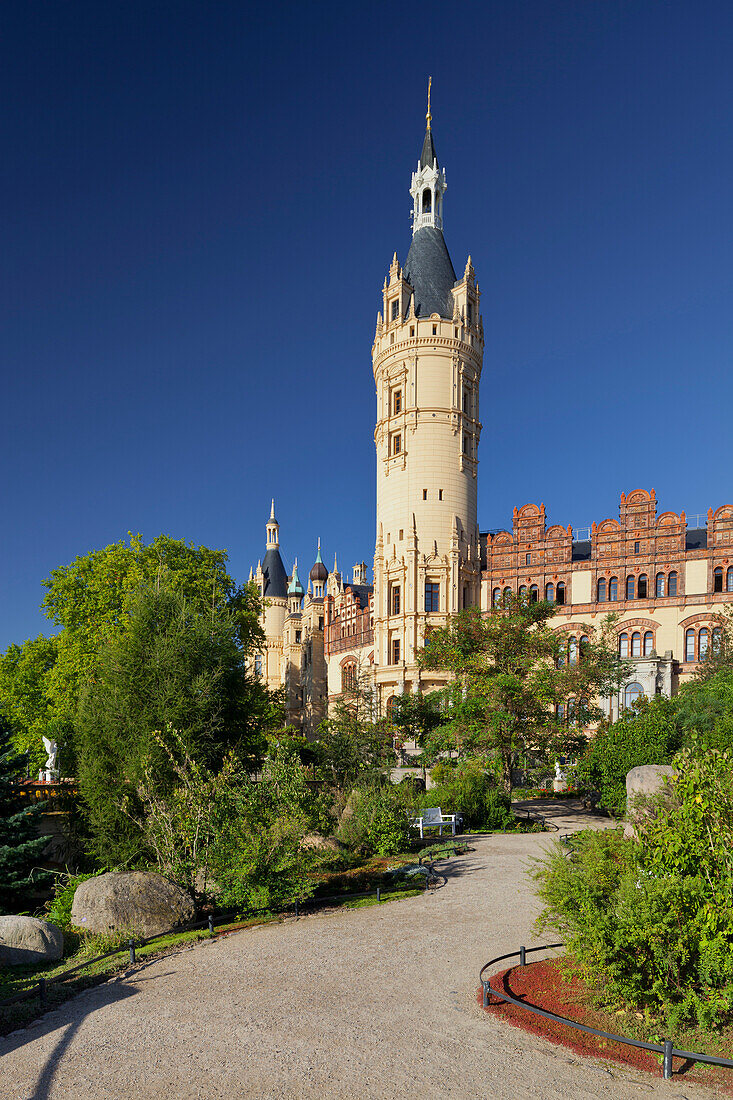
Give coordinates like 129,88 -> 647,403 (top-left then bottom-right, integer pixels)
0,717 -> 49,913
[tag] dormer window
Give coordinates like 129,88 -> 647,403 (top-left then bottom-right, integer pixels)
391,299 -> 399,322
467,302 -> 473,324
422,188 -> 432,212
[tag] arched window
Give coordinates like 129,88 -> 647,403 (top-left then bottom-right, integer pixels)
492,588 -> 501,607
568,637 -> 578,666
385,695 -> 396,719
631,632 -> 641,657
567,698 -> 577,725
530,584 -> 539,603
638,574 -> 648,599
626,575 -> 635,600
714,567 -> 724,593
609,577 -> 618,601
580,634 -> 589,657
518,585 -> 528,602
556,581 -> 566,606
557,702 -> 566,722
624,682 -> 644,709
655,572 -> 665,598
597,578 -> 606,602
668,571 -> 678,597
728,567 -> 733,593
503,586 -> 512,606
643,630 -> 654,655
685,628 -> 695,662
422,188 -> 432,213
342,663 -> 357,693
619,633 -> 629,658
699,627 -> 709,661
713,626 -> 723,654
545,582 -> 555,602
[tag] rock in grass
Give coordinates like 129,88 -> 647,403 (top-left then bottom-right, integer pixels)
0,915 -> 63,965
71,872 -> 194,938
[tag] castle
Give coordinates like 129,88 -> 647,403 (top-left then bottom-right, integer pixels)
251,96 -> 733,738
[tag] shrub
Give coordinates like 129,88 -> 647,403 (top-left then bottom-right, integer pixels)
576,696 -> 681,815
337,786 -> 412,856
46,872 -> 100,931
534,748 -> 733,1030
426,759 -> 513,830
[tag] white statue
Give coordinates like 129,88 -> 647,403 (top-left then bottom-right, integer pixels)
554,760 -> 565,782
40,737 -> 59,783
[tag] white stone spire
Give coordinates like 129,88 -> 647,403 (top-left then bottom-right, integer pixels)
410,79 -> 447,235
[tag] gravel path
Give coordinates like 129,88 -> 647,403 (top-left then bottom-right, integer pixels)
0,802 -> 722,1099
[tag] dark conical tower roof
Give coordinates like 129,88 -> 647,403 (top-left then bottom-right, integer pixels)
404,227 -> 457,319
262,548 -> 288,599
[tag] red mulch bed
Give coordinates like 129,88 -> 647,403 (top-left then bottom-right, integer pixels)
478,958 -> 733,1089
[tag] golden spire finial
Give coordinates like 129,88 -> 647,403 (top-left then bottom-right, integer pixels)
426,76 -> 432,129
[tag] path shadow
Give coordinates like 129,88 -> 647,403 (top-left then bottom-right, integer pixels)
3,957 -> 174,1100
512,798 -> 609,826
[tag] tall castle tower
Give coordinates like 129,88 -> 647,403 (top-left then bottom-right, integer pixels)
372,85 -> 484,707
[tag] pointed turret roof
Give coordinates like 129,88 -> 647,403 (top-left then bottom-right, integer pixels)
405,81 -> 456,319
420,126 -> 438,170
309,538 -> 328,583
404,228 -> 456,318
288,559 -> 305,598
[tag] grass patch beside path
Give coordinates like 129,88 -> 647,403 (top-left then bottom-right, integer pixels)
0,917 -> 270,1037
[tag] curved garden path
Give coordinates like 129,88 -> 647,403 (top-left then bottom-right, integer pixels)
0,802 -> 719,1099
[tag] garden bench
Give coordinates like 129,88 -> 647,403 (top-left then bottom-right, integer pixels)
411,806 -> 457,838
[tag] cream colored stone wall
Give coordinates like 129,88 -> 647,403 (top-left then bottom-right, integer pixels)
685,559 -> 708,595
372,256 -> 483,709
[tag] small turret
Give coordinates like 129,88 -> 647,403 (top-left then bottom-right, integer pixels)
266,499 -> 280,549
288,559 -> 305,614
309,538 -> 328,598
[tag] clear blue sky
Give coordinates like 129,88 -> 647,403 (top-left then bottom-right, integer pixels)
3,1 -> 733,648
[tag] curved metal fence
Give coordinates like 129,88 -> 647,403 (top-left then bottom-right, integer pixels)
480,943 -> 733,1081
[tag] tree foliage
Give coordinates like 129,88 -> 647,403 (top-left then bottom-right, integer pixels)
41,533 -> 263,733
579,668 -> 733,814
0,718 -> 50,912
0,636 -> 59,774
75,584 -> 274,867
419,601 -> 628,792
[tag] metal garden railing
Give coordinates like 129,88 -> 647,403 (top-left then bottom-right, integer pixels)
480,943 -> 733,1081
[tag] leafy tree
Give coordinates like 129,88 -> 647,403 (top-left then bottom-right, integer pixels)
577,694 -> 683,815
389,691 -> 444,776
419,601 -> 628,794
75,584 -> 274,867
674,668 -> 733,753
0,635 -> 60,774
578,669 -> 733,815
210,737 -> 322,911
0,718 -> 50,912
314,662 -> 394,805
41,533 -> 263,735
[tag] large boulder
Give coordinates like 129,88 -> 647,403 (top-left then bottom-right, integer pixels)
0,916 -> 63,966
71,872 -> 194,938
624,764 -> 676,838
